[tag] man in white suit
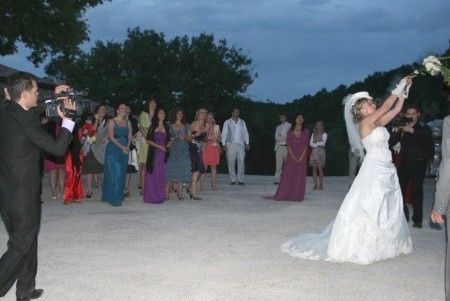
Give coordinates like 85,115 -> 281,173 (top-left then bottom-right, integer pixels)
431,115 -> 450,301
273,113 -> 291,184
222,108 -> 250,185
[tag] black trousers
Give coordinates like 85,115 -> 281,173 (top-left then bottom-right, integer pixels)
398,159 -> 427,223
0,195 -> 41,298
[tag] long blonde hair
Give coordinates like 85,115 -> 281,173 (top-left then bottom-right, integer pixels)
313,121 -> 324,136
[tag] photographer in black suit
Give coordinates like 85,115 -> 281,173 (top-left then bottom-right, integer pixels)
389,104 -> 434,228
0,72 -> 76,301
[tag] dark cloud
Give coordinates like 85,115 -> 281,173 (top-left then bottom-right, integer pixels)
2,0 -> 450,103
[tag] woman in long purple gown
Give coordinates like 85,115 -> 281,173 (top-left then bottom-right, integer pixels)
143,109 -> 170,204
273,114 -> 310,201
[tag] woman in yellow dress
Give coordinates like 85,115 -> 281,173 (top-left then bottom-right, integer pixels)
137,98 -> 157,194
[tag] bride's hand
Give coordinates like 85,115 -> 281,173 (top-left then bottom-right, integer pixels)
405,76 -> 413,86
392,76 -> 412,97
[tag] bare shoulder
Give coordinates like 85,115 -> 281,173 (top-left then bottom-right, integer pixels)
359,119 -> 373,139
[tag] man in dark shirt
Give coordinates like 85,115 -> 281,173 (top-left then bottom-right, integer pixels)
389,104 -> 434,228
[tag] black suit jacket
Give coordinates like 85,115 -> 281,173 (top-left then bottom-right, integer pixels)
389,122 -> 434,162
0,101 -> 72,212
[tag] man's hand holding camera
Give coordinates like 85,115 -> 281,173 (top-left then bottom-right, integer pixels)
54,85 -> 76,120
400,124 -> 414,134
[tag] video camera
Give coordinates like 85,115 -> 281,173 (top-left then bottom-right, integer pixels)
392,114 -> 414,128
43,87 -> 83,118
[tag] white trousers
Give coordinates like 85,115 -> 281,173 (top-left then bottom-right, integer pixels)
274,146 -> 288,182
226,143 -> 246,182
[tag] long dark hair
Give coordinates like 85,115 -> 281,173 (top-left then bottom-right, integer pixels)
169,107 -> 184,124
69,121 -> 83,172
290,113 -> 306,132
143,97 -> 158,113
93,104 -> 108,128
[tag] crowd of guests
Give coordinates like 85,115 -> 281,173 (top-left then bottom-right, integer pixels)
42,99 -> 252,206
41,100 -> 332,206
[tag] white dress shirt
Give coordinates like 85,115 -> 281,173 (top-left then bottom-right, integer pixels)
274,122 -> 291,150
221,118 -> 250,146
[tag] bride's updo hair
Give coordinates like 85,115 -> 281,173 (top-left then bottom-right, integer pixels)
351,98 -> 370,123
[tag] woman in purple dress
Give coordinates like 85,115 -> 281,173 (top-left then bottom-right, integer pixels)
143,109 -> 170,204
272,114 -> 310,201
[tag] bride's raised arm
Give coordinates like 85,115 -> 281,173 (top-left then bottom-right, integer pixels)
362,76 -> 412,127
375,94 -> 406,127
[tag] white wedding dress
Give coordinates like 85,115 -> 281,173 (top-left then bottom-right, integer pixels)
281,127 -> 412,264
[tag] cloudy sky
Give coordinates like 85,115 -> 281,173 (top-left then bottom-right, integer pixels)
2,0 -> 450,103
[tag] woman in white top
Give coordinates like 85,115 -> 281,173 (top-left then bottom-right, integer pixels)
309,121 -> 327,190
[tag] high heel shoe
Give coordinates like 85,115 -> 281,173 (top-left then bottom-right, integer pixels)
189,192 -> 202,200
177,192 -> 184,200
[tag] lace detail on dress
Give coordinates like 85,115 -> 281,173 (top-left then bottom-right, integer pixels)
362,127 -> 390,152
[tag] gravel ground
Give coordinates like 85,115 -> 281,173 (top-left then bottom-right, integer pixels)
0,175 -> 444,301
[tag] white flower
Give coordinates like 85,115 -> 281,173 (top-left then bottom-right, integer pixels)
423,55 -> 442,66
424,58 -> 442,76
424,62 -> 434,72
430,69 -> 440,76
413,70 -> 419,75
420,55 -> 450,85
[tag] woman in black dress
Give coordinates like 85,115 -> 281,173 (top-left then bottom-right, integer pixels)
188,108 -> 209,200
82,105 -> 108,198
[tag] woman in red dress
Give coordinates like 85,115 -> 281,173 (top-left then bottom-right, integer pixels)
63,122 -> 86,204
200,113 -> 222,190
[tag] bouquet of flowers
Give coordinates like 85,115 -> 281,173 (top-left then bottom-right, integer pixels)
413,55 -> 450,86
82,120 -> 97,144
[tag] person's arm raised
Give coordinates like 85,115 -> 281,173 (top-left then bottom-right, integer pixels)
375,95 -> 406,127
362,76 -> 412,128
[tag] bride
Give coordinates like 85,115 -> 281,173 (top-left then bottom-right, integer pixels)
281,76 -> 413,265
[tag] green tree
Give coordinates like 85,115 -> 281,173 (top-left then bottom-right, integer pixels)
0,0 -> 109,65
46,27 -> 254,113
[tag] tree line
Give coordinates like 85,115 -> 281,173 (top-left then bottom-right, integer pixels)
43,27 -> 449,175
